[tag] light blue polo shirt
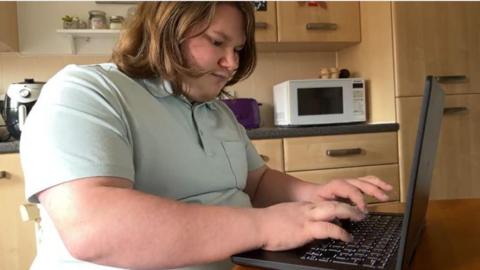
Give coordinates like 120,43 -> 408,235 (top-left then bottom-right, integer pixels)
20,63 -> 265,270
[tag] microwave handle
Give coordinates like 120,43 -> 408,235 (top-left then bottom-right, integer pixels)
326,148 -> 362,157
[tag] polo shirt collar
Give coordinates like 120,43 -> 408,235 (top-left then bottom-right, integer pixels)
140,77 -> 217,110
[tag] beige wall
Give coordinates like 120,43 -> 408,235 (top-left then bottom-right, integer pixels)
338,2 -> 396,123
0,51 -> 336,127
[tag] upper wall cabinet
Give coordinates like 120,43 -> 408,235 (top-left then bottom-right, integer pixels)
254,2 -> 277,43
277,2 -> 360,44
254,2 -> 361,51
0,2 -> 19,52
393,2 -> 480,96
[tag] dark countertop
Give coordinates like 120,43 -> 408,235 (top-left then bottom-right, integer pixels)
0,140 -> 19,154
246,123 -> 399,140
0,123 -> 399,154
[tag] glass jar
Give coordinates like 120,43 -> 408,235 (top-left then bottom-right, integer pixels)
89,10 -> 107,29
109,16 -> 124,30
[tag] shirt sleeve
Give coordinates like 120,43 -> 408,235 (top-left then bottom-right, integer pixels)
20,65 -> 135,203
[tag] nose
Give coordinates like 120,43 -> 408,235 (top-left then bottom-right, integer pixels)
218,49 -> 239,73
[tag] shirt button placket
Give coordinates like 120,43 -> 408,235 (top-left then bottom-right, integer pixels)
192,105 -> 213,156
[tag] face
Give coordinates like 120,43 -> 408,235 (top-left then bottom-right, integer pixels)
180,3 -> 246,102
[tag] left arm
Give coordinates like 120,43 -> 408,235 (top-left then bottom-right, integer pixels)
244,165 -> 315,208
245,166 -> 393,211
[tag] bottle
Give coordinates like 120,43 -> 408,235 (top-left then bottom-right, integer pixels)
89,10 -> 107,29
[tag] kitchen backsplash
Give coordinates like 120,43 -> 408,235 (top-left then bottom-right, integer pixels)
0,51 -> 336,127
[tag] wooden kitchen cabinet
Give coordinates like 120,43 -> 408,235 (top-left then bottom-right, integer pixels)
397,94 -> 480,200
283,132 -> 398,172
0,2 -> 19,52
0,153 -> 36,270
252,139 -> 284,172
393,2 -> 480,96
276,2 -> 360,44
252,132 -> 400,205
289,164 -> 400,203
254,2 -> 277,43
338,2 -> 480,201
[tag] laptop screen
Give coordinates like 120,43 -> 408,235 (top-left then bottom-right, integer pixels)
396,76 -> 445,270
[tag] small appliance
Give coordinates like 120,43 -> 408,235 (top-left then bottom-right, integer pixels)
1,78 -> 44,139
273,78 -> 366,126
222,98 -> 261,129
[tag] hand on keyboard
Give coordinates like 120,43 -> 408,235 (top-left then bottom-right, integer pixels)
258,200 -> 366,251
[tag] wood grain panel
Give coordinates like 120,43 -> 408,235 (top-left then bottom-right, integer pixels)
252,139 -> 284,172
0,2 -> 19,52
397,94 -> 480,201
284,132 -> 398,172
0,154 -> 36,270
289,164 -> 400,203
276,2 -> 360,43
254,2 -> 277,42
393,2 -> 480,96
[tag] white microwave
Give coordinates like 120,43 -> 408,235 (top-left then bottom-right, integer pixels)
273,78 -> 366,126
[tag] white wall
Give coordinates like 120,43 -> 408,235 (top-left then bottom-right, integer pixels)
17,1 -> 134,55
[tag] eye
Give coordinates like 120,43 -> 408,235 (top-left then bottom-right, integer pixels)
234,47 -> 244,53
212,40 -> 223,47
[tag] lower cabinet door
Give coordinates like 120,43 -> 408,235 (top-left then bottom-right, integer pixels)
397,94 -> 480,200
288,164 -> 400,204
0,153 -> 36,270
252,139 -> 284,172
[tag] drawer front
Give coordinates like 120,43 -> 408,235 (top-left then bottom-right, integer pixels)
284,132 -> 398,171
252,139 -> 284,172
289,164 -> 400,203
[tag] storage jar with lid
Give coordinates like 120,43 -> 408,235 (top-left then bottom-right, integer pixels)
89,10 -> 107,29
109,16 -> 124,30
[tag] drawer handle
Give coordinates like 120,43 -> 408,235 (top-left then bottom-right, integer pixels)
306,22 -> 338,31
259,154 -> 270,163
435,75 -> 467,84
443,106 -> 468,115
326,148 -> 362,157
255,22 -> 268,29
0,170 -> 6,179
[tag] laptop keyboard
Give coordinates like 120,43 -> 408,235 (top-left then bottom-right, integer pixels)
300,214 -> 403,269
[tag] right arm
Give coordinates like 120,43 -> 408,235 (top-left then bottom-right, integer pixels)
39,176 -> 364,270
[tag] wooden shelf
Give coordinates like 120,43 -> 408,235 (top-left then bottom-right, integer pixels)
56,29 -> 120,54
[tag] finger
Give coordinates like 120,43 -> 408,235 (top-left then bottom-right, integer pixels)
347,178 -> 390,202
357,175 -> 393,191
308,221 -> 352,242
320,180 -> 367,212
309,201 -> 365,222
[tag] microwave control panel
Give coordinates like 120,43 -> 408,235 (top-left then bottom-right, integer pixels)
352,81 -> 366,116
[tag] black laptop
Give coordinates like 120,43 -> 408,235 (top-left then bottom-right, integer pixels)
232,76 -> 445,270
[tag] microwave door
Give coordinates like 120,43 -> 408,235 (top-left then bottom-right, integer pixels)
294,86 -> 345,125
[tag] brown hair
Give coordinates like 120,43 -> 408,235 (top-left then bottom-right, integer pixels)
112,2 -> 256,95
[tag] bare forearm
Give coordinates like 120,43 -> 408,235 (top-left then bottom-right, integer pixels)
43,186 -> 264,269
251,168 -> 314,207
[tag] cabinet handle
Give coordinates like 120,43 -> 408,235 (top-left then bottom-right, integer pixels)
259,154 -> 270,163
306,22 -> 338,31
326,148 -> 362,157
443,106 -> 468,115
255,22 -> 268,29
435,75 -> 467,84
0,170 -> 6,179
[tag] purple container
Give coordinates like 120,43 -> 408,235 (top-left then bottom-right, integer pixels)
222,98 -> 261,129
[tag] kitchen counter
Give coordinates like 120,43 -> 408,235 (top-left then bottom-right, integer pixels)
0,123 -> 399,154
246,122 -> 399,140
0,140 -> 19,154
